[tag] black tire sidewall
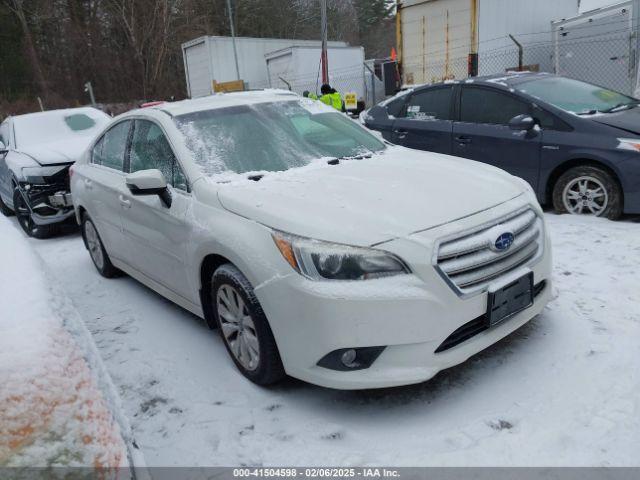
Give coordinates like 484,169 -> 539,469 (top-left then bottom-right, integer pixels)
12,187 -> 45,238
552,166 -> 623,220
81,215 -> 118,278
0,192 -> 14,217
211,264 -> 285,386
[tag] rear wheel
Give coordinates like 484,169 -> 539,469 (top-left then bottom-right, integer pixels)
13,187 -> 57,238
212,264 -> 285,386
82,214 -> 120,278
552,166 -> 622,220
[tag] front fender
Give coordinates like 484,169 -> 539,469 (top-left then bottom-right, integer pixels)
188,202 -> 291,293
5,151 -> 40,182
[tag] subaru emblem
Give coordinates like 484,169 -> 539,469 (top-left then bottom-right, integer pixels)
493,232 -> 515,252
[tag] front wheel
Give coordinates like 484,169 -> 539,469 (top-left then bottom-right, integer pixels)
13,187 -> 57,238
0,191 -> 13,217
212,264 -> 285,386
552,166 -> 623,220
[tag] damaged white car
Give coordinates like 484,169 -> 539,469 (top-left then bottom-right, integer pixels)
71,91 -> 552,389
0,107 -> 110,237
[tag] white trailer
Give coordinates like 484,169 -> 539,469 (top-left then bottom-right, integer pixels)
265,46 -> 366,101
181,36 -> 348,98
552,1 -> 638,95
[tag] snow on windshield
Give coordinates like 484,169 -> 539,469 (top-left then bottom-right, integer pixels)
14,108 -> 109,148
173,100 -> 385,177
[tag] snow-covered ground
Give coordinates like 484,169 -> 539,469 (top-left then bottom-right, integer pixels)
0,216 -> 129,468
3,212 -> 639,466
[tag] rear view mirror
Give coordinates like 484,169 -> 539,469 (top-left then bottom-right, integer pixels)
509,114 -> 536,131
0,140 -> 7,154
125,169 -> 172,208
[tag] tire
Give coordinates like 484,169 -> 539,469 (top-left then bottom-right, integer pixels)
0,191 -> 13,216
552,165 -> 623,220
212,264 -> 286,386
81,214 -> 120,278
12,187 -> 57,238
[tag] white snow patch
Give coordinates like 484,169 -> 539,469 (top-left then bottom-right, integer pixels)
0,217 -> 130,468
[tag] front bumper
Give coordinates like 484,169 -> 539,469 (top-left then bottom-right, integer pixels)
256,197 -> 553,390
31,204 -> 76,225
18,164 -> 75,226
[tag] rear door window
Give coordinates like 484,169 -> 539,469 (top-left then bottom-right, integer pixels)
92,121 -> 130,171
460,87 -> 530,125
404,87 -> 453,120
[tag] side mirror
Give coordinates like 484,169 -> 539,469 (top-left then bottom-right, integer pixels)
125,169 -> 172,208
0,140 -> 7,154
509,114 -> 536,131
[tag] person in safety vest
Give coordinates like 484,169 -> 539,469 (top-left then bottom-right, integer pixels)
303,90 -> 318,100
319,84 -> 343,111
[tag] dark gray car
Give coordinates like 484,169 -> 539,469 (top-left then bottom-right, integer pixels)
364,72 -> 640,219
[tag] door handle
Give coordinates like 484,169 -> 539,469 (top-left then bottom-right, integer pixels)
394,129 -> 408,140
455,135 -> 472,144
118,195 -> 131,209
84,179 -> 93,190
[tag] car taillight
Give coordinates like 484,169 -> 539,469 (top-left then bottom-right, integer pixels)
68,165 -> 74,180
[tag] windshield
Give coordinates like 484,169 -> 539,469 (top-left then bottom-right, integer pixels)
173,100 -> 385,176
14,110 -> 108,148
515,76 -> 637,114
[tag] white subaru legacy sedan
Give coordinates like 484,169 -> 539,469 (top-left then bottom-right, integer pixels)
71,91 -> 552,389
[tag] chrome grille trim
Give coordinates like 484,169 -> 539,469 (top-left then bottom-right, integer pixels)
433,207 -> 544,296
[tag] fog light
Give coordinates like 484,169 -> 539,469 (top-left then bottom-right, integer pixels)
341,349 -> 357,367
317,346 -> 386,371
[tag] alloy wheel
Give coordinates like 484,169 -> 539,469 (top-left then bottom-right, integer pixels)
84,220 -> 105,270
562,175 -> 608,216
216,284 -> 260,371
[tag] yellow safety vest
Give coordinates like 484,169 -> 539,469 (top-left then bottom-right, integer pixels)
320,92 -> 343,111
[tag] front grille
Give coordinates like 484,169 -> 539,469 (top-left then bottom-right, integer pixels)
435,207 -> 543,294
435,280 -> 547,353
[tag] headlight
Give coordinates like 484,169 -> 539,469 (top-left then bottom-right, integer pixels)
21,165 -> 68,184
616,138 -> 640,152
272,231 -> 410,281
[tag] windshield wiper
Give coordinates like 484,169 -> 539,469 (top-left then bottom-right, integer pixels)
326,153 -> 373,166
576,109 -> 598,115
600,102 -> 640,113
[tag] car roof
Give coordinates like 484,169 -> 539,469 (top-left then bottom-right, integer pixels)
10,106 -> 109,122
142,89 -> 301,117
412,71 -> 553,91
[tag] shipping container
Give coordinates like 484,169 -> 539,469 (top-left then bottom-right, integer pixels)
181,36 -> 348,98
265,46 -> 366,101
397,0 -> 578,85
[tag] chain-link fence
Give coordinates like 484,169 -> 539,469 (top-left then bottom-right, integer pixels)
401,28 -> 639,97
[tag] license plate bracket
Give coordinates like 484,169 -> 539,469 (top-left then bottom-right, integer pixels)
486,272 -> 534,327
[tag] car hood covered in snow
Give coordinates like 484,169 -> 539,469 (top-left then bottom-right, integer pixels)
216,147 -> 526,246
19,138 -> 93,165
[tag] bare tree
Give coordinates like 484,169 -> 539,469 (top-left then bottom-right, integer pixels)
5,0 -> 49,98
